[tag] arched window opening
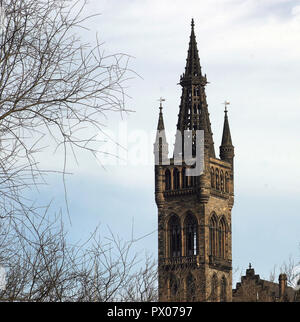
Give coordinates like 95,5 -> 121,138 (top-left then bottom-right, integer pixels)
182,168 -> 188,188
209,214 -> 217,257
220,277 -> 227,302
186,273 -> 196,301
215,169 -> 220,190
191,175 -> 198,187
165,169 -> 171,191
211,167 -> 215,189
220,171 -> 224,192
211,274 -> 218,301
173,168 -> 180,190
193,86 -> 199,96
193,104 -> 197,114
225,172 -> 229,193
190,176 -> 194,187
219,218 -> 227,259
169,274 -> 179,300
169,215 -> 181,258
187,120 -> 191,130
185,213 -> 198,256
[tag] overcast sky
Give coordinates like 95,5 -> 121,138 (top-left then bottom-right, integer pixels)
35,0 -> 300,285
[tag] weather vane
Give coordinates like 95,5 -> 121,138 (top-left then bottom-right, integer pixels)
222,100 -> 230,112
158,97 -> 165,111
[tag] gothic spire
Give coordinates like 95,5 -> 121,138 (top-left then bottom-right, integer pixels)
175,20 -> 215,159
157,97 -> 165,131
154,98 -> 168,164
221,109 -> 232,146
220,104 -> 234,163
182,18 -> 203,82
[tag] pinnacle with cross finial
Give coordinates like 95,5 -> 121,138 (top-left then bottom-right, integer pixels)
158,97 -> 165,111
223,100 -> 230,113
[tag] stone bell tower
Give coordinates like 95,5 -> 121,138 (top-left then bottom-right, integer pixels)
154,19 -> 234,302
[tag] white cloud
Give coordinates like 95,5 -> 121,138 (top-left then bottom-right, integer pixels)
292,4 -> 300,16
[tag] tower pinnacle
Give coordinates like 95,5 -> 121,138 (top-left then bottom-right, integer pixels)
154,99 -> 168,164
220,103 -> 234,163
157,97 -> 166,131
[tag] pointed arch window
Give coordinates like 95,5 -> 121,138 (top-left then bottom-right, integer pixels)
220,276 -> 227,302
165,169 -> 171,191
210,167 -> 215,189
211,274 -> 218,301
215,169 -> 220,190
225,172 -> 229,193
191,175 -> 197,187
168,215 -> 181,258
182,168 -> 188,188
219,217 -> 227,259
169,274 -> 179,300
185,213 -> 198,256
193,104 -> 197,114
173,168 -> 180,190
220,170 -> 224,192
209,214 -> 217,257
186,273 -> 196,301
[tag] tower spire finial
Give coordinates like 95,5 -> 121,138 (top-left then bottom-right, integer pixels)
191,18 -> 194,29
223,100 -> 230,113
158,97 -> 165,112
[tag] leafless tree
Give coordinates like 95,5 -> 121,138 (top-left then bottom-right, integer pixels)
0,208 -> 157,302
279,256 -> 300,288
267,255 -> 300,289
121,256 -> 158,302
0,0 -> 158,302
0,0 -> 133,217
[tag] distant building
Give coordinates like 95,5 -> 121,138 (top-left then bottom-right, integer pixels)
233,265 -> 296,302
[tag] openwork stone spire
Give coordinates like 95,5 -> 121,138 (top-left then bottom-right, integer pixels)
175,19 -> 215,159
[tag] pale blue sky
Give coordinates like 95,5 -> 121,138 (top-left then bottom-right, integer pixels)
32,0 -> 300,285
